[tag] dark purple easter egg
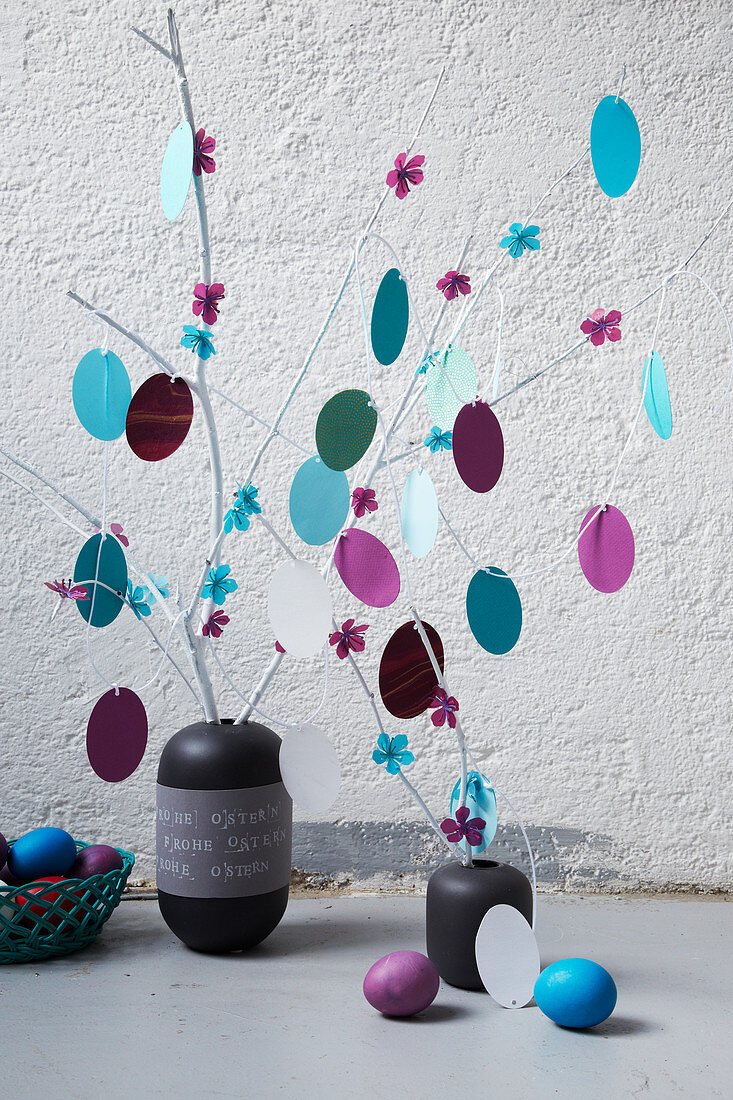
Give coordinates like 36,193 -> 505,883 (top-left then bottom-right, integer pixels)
126,374 -> 194,462
452,400 -> 504,493
379,620 -> 444,719
70,844 -> 124,879
0,862 -> 22,886
0,833 -> 7,871
364,950 -> 440,1017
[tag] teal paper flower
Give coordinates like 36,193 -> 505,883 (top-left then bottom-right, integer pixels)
372,733 -> 415,775
499,223 -> 540,259
127,580 -> 153,619
181,325 -> 216,360
417,351 -> 437,376
224,483 -> 261,534
202,564 -> 238,605
146,575 -> 170,602
424,426 -> 452,452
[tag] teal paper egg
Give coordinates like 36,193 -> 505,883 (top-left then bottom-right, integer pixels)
8,827 -> 77,881
72,350 -> 132,441
642,352 -> 672,440
534,958 -> 617,1029
590,96 -> 641,198
466,567 -> 522,655
370,268 -> 409,366
449,771 -> 497,853
160,121 -> 194,220
401,468 -> 439,558
73,533 -> 128,628
289,456 -> 350,546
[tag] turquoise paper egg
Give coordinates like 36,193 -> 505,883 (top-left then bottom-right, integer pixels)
449,771 -> 497,853
466,567 -> 522,655
642,352 -> 672,440
72,349 -> 132,441
289,457 -> 350,546
73,532 -> 128,628
371,268 -> 409,366
534,958 -> 617,1029
590,96 -> 641,198
8,827 -> 77,881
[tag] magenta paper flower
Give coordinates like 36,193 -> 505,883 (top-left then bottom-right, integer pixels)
192,282 -> 225,326
436,271 -> 471,300
440,805 -> 486,847
580,308 -> 622,346
428,686 -> 459,729
193,128 -> 216,176
351,487 -> 378,518
202,610 -> 229,638
44,578 -> 88,601
94,522 -> 128,547
275,640 -> 286,653
386,152 -> 425,200
329,618 -> 369,660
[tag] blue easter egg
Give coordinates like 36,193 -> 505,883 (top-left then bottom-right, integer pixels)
466,567 -> 522,655
449,771 -> 497,853
73,532 -> 128,628
590,96 -> 641,198
642,352 -> 672,440
160,121 -> 194,220
534,958 -> 617,1029
371,268 -> 409,366
289,456 -> 350,546
8,827 -> 77,881
72,349 -> 132,441
401,467 -> 439,558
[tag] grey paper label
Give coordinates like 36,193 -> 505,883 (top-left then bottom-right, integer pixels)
156,783 -> 292,898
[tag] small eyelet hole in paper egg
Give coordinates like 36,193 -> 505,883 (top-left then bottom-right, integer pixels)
73,533 -> 128,629
401,468 -> 439,558
72,350 -> 132,441
379,620 -> 444,719
371,268 -> 409,366
642,352 -> 672,440
279,723 -> 341,813
267,559 -> 333,658
425,345 -> 477,431
577,505 -> 635,593
87,688 -> 148,782
452,400 -> 504,493
289,456 -> 350,546
466,567 -> 522,655
125,374 -> 194,461
334,529 -> 400,608
475,904 -> 540,1009
315,389 -> 378,472
160,121 -> 194,220
590,95 -> 641,198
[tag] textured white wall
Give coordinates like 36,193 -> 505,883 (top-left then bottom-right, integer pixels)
0,0 -> 730,891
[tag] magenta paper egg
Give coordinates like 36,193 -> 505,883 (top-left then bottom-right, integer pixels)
334,529 -> 400,608
363,950 -> 440,1017
69,844 -> 124,879
86,687 -> 148,782
577,505 -> 635,593
452,400 -> 504,493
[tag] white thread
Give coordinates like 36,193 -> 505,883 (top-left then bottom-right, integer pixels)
85,307 -> 111,356
616,64 -> 627,104
665,270 -> 733,412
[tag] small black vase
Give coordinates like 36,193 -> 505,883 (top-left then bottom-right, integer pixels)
426,859 -> 533,990
156,719 -> 292,953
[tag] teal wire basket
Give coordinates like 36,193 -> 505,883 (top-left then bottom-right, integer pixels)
0,839 -> 135,963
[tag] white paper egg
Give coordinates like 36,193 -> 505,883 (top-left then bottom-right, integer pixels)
279,723 -> 341,813
474,903 -> 540,1008
267,560 -> 332,658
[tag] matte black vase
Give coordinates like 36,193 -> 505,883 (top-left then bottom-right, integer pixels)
426,859 -> 533,990
156,719 -> 292,953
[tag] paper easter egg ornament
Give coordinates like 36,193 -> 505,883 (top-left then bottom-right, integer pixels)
72,350 -> 132,441
452,400 -> 504,493
160,121 -> 194,220
73,533 -> 128,628
642,352 -> 672,440
425,345 -> 477,431
334,529 -> 400,608
87,687 -> 148,782
371,268 -> 409,365
315,389 -> 378,471
289,457 -> 350,546
466,567 -> 522,655
279,724 -> 341,813
590,96 -> 641,198
475,904 -> 540,1008
379,620 -> 444,719
577,505 -> 635,593
401,468 -> 439,557
125,374 -> 194,461
267,559 -> 333,658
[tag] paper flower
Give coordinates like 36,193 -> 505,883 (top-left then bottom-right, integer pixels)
351,487 -> 378,518
436,271 -> 471,300
127,580 -> 153,619
428,686 -> 459,729
329,618 -> 369,660
94,523 -> 129,547
193,128 -> 216,176
386,152 -> 425,200
202,564 -> 238,606
44,578 -> 88,601
224,482 -> 261,533
146,575 -> 170,602
181,326 -> 216,360
424,426 -> 452,452
440,805 -> 486,847
580,308 -> 622,346
372,733 -> 415,775
202,610 -> 229,638
275,640 -> 286,653
192,283 -> 225,326
499,223 -> 541,259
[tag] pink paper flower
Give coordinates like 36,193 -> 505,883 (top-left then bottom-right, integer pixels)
436,271 -> 471,300
94,523 -> 129,547
580,308 -> 622,346
202,610 -> 229,638
351,487 -> 378,518
386,152 -> 425,200
192,283 -> 225,326
440,805 -> 486,847
44,578 -> 89,601
329,618 -> 369,660
428,686 -> 459,729
193,128 -> 216,176
275,640 -> 286,653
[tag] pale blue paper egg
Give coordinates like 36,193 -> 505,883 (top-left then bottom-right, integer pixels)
425,346 -> 477,431
72,349 -> 132,441
160,122 -> 194,220
289,457 -> 350,546
401,468 -> 439,557
449,771 -> 497,853
534,958 -> 617,1029
642,352 -> 672,440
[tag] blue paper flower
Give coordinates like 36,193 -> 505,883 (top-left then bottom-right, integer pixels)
181,325 -> 216,360
202,564 -> 238,606
127,580 -> 153,619
499,222 -> 540,259
224,482 -> 261,534
372,733 -> 415,775
424,426 -> 452,453
146,575 -> 170,602
417,352 -> 437,376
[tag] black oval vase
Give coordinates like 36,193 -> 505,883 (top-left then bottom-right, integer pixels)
156,719 -> 292,953
426,859 -> 533,990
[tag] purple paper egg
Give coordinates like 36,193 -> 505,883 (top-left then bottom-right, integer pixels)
334,529 -> 400,608
577,504 -> 635,593
363,950 -> 440,1017
70,844 -> 124,879
452,400 -> 504,493
0,832 -> 7,871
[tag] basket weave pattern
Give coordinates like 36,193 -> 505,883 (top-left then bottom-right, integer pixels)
0,840 -> 134,963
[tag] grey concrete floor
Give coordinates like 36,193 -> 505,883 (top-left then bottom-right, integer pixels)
1,894 -> 729,1099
